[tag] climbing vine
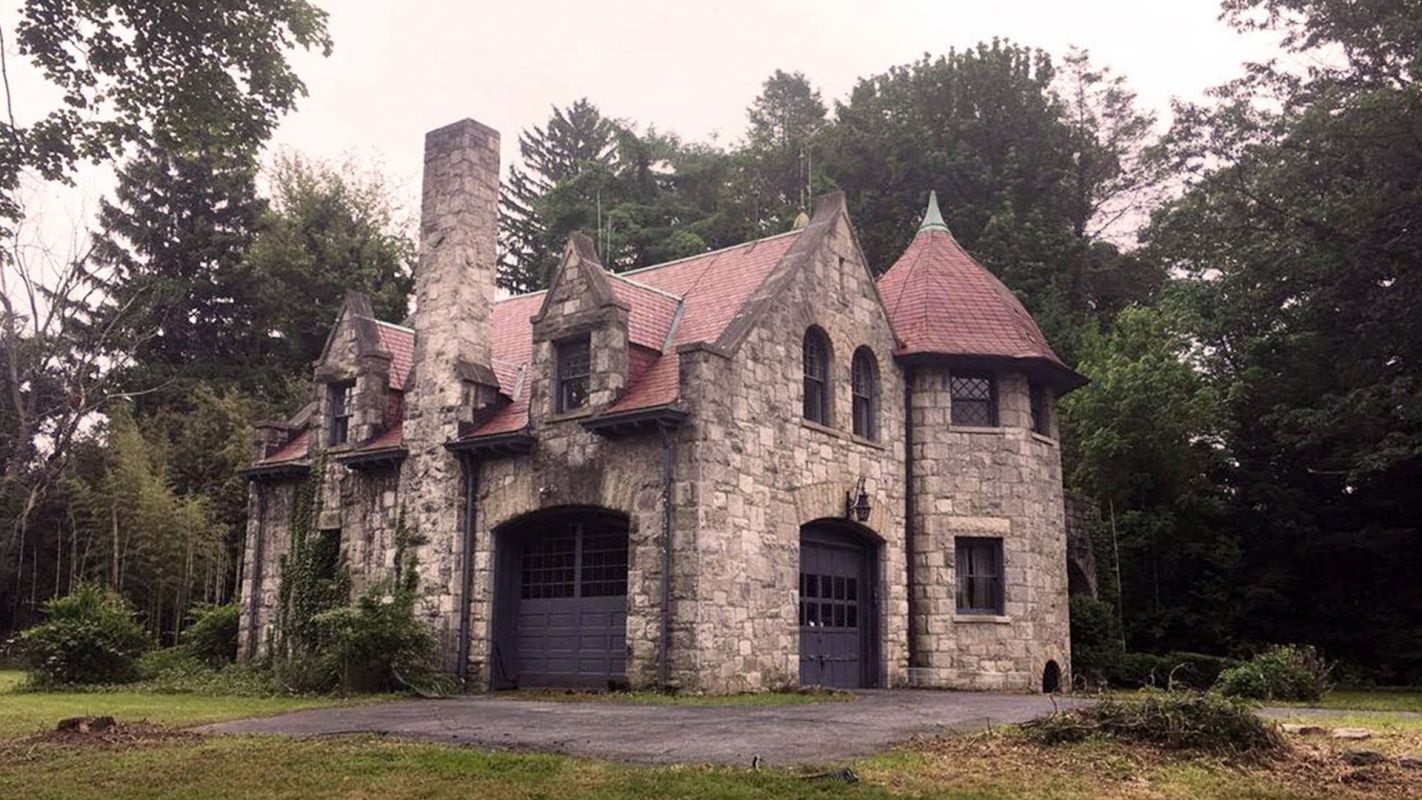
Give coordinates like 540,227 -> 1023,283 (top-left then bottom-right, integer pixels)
272,455 -> 349,661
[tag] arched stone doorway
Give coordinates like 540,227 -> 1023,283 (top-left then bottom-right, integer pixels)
799,519 -> 881,689
491,506 -> 630,689
1042,660 -> 1062,693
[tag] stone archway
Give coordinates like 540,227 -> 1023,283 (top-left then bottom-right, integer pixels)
491,506 -> 630,689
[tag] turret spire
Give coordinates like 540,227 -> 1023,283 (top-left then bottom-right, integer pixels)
918,190 -> 948,234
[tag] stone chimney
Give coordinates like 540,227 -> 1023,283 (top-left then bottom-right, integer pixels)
400,119 -> 502,657
409,118 -> 502,422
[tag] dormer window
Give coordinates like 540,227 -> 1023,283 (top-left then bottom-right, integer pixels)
556,335 -> 592,413
949,371 -> 997,427
328,381 -> 354,445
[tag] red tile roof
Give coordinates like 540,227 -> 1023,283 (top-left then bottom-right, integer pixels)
375,321 -> 415,390
262,428 -> 310,464
877,228 -> 1070,372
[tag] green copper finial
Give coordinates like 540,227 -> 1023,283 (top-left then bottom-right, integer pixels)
919,190 -> 948,234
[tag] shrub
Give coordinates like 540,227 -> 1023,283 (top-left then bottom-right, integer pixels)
1216,645 -> 1331,701
181,603 -> 240,666
1025,690 -> 1284,758
1096,650 -> 1239,690
311,580 -> 441,694
1069,595 -> 1121,687
12,583 -> 149,687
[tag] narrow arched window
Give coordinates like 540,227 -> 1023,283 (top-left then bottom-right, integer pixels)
803,327 -> 831,425
851,347 -> 878,440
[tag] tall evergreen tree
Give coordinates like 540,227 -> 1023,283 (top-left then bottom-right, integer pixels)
498,100 -> 620,292
83,137 -> 267,403
740,70 -> 829,232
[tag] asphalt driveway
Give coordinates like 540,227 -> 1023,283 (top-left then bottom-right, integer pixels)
199,689 -> 1084,766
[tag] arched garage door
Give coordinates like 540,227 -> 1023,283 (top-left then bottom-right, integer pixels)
799,522 -> 878,689
494,509 -> 629,688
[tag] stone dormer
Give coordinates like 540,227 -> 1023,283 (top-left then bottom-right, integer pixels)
311,292 -> 394,448
529,232 -> 631,420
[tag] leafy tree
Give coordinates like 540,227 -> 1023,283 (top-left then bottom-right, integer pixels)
821,41 -> 1164,361
3,0 -> 331,240
1061,302 -> 1237,653
739,70 -> 830,232
1147,0 -> 1422,680
243,153 -> 414,393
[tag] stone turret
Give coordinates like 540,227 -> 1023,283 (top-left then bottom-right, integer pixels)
882,192 -> 1083,692
401,118 -> 503,657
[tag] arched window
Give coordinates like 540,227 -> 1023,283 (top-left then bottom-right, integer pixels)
803,327 -> 831,425
851,347 -> 878,440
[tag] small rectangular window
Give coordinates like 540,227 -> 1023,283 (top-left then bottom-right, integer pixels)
556,336 -> 591,413
1030,382 -> 1051,436
955,537 -> 1004,614
328,382 -> 354,445
949,371 -> 997,427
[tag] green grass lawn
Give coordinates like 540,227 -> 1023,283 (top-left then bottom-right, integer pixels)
0,669 -> 382,739
3,671 -> 1421,799
1271,688 -> 1422,713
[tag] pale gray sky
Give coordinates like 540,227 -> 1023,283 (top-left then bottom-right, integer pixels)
6,0 -> 1285,251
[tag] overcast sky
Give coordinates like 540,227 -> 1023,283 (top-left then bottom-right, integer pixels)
7,0 -> 1286,248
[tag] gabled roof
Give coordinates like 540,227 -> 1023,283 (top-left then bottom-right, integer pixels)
253,224 -> 805,462
877,192 -> 1082,387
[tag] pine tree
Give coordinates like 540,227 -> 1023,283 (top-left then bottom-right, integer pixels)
498,99 -> 619,292
83,136 -> 266,404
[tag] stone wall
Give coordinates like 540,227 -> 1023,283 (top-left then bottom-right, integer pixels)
907,368 -> 1071,690
237,479 -> 298,659
676,204 -> 909,692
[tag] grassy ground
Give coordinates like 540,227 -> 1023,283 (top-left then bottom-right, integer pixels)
3,671 -> 1421,799
0,669 -> 382,740
1271,689 -> 1422,713
3,725 -> 1421,799
503,687 -> 855,706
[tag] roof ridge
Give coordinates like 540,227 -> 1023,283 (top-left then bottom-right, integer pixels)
618,229 -> 800,278
374,319 -> 414,333
609,271 -> 684,301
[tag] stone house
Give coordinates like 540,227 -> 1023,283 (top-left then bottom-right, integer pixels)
238,117 -> 1085,694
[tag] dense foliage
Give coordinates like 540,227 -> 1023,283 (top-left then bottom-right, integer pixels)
181,603 -> 242,667
12,583 -> 149,687
1216,645 -> 1332,702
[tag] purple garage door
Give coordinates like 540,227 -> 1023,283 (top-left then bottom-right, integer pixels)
799,529 -> 873,689
512,518 -> 628,687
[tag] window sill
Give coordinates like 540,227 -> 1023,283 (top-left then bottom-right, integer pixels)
1031,432 -> 1058,446
948,425 -> 1005,435
801,419 -> 841,438
954,613 -> 1011,624
545,408 -> 593,424
850,434 -> 886,450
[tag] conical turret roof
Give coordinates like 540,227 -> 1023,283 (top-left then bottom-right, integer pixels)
878,192 -> 1082,387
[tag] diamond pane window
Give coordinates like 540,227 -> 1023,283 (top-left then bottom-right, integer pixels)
949,371 -> 997,427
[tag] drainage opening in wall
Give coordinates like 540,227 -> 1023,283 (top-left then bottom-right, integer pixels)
1042,660 -> 1062,693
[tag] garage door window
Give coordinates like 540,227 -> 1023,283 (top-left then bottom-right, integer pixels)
520,535 -> 576,598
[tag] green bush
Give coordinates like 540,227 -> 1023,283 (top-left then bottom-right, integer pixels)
1215,644 -> 1331,701
181,603 -> 240,666
1069,595 -> 1121,687
1025,690 -> 1284,758
311,580 -> 441,694
1096,650 -> 1238,690
12,583 -> 149,687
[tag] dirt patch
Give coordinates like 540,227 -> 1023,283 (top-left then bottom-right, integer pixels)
4,717 -> 202,750
885,730 -> 1422,799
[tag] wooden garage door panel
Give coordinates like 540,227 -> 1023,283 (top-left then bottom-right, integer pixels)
513,520 -> 629,687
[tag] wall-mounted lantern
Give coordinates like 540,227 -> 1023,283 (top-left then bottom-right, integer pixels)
846,476 -> 871,523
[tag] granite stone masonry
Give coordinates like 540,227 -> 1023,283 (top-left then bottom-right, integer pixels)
238,118 -> 1085,694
